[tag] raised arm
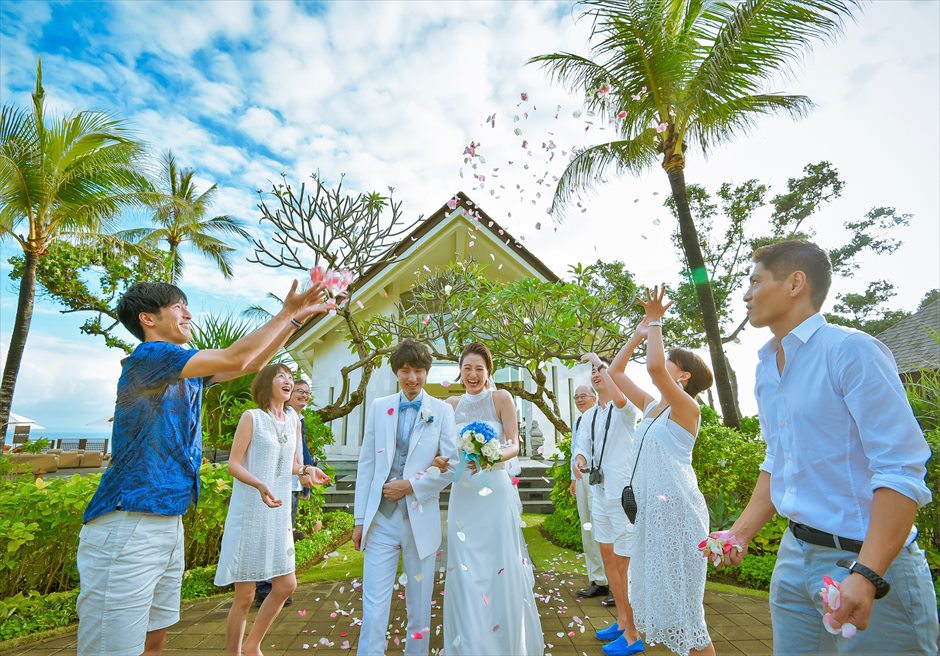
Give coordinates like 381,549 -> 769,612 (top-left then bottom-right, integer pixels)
181,280 -> 328,381
639,286 -> 699,433
604,329 -> 655,412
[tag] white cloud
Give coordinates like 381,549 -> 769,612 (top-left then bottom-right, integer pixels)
0,332 -> 123,426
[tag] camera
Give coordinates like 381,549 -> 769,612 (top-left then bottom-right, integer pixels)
588,467 -> 603,486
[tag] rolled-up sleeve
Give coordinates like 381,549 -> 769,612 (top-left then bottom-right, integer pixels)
837,334 -> 932,508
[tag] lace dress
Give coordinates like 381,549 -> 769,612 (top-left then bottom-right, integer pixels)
443,389 -> 544,655
629,404 -> 711,655
215,408 -> 298,585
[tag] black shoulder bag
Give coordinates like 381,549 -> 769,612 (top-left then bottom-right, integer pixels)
588,405 -> 615,486
621,406 -> 669,523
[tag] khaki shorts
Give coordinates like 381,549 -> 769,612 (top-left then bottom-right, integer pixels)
590,492 -> 634,557
76,511 -> 184,655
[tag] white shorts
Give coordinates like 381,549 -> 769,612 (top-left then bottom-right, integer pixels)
590,491 -> 634,557
76,511 -> 185,656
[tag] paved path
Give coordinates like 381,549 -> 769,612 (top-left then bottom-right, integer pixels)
8,572 -> 772,655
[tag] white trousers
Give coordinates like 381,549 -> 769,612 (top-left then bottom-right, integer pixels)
575,475 -> 607,585
358,506 -> 437,656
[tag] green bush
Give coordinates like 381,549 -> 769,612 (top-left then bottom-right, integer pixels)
0,473 -> 98,598
692,421 -> 767,529
0,511 -> 354,644
0,589 -> 79,641
543,433 -> 583,550
735,554 -> 777,590
182,464 -> 233,570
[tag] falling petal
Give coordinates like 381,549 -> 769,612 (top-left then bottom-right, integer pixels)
656,122 -> 668,133
457,531 -> 466,541
493,624 -> 501,632
482,593 -> 490,606
479,487 -> 493,496
298,609 -> 308,617
582,522 -> 592,531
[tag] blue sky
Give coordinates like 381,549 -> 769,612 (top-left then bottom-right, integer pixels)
1,0 -> 938,433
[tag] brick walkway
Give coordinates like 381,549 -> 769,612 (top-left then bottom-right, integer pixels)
7,572 -> 772,655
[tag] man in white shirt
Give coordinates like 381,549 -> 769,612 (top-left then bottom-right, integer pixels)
569,384 -> 609,600
573,357 -> 641,647
724,240 -> 937,654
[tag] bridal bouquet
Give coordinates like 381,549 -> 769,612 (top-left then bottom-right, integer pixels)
458,421 -> 503,471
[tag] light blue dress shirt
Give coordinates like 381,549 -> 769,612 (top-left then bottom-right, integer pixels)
398,393 -> 420,444
755,313 -> 932,542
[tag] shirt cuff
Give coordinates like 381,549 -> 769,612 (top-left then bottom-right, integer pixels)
871,473 -> 933,509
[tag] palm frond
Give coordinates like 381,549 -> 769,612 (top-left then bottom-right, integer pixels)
688,93 -> 813,153
552,131 -> 659,216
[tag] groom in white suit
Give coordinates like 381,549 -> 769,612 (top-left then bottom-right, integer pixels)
353,339 -> 457,656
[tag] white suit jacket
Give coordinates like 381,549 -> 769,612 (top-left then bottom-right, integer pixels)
353,390 -> 458,560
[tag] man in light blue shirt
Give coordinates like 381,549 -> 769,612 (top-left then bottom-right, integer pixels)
723,240 -> 937,654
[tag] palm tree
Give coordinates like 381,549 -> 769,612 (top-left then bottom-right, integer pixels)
531,0 -> 859,427
0,59 -> 147,444
127,151 -> 250,283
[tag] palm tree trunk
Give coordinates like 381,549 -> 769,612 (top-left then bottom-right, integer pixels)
665,168 -> 742,428
0,250 -> 39,447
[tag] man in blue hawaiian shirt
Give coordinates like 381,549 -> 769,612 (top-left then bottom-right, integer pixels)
76,279 -> 327,656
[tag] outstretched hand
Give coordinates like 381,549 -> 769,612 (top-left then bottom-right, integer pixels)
637,285 -> 673,322
282,280 -> 329,322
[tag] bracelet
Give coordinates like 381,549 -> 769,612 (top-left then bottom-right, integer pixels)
290,318 -> 304,329
837,558 -> 890,599
647,320 -> 662,327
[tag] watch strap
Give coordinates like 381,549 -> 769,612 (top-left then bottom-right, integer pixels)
837,558 -> 890,599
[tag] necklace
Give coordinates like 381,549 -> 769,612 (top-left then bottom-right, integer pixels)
267,411 -> 290,444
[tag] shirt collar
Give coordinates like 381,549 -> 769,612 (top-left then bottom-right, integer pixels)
758,313 -> 827,361
399,390 -> 424,406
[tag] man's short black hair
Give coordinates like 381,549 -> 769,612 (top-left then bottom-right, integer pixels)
117,282 -> 188,341
389,339 -> 432,372
753,240 -> 832,309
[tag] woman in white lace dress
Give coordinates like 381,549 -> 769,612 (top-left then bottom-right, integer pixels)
605,288 -> 716,656
215,363 -> 329,656
436,342 -> 543,655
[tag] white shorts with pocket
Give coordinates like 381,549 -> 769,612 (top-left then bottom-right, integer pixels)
590,491 -> 634,557
76,511 -> 185,655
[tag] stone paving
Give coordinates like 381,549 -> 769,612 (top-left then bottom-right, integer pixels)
6,572 -> 772,655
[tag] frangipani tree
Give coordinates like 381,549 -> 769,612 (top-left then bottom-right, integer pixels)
531,0 -> 859,427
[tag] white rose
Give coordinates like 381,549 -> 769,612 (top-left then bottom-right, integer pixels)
482,439 -> 502,462
474,431 -> 485,444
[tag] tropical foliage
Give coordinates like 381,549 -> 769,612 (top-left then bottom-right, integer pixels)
531,0 -> 860,427
0,59 -> 147,440
121,150 -> 250,283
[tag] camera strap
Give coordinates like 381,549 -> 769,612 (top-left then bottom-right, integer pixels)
591,404 -> 615,472
626,405 -> 670,487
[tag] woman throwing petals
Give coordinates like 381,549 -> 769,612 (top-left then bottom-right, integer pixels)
606,287 -> 715,656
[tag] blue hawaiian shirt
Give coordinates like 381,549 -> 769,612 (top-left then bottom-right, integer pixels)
83,341 -> 206,523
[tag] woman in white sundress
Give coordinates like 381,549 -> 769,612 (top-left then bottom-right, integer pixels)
215,363 -> 330,656
603,287 -> 716,656
434,342 -> 544,655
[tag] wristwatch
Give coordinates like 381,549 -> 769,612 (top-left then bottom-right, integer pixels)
836,558 -> 890,599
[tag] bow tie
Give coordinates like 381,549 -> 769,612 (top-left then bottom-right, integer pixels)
399,399 -> 421,411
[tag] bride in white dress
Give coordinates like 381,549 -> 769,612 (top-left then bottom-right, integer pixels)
437,342 -> 544,656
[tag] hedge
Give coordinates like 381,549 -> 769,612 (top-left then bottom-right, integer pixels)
0,511 -> 353,644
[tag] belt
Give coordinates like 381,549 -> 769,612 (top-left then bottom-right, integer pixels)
788,521 -> 863,553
